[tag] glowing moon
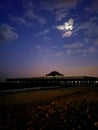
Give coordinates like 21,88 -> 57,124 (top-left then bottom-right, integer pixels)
56,18 -> 74,37
64,22 -> 73,30
64,19 -> 74,30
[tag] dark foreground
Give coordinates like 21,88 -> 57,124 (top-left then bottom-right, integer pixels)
0,87 -> 98,130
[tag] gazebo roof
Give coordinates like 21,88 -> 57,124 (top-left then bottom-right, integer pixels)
46,71 -> 64,77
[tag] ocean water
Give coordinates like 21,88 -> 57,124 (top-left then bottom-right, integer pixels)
0,86 -> 60,94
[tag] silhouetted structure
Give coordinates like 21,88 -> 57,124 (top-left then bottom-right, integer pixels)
46,71 -> 64,77
0,71 -> 96,91
4,75 -> 98,91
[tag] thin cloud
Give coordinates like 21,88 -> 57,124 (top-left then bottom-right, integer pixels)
54,52 -> 65,57
56,25 -> 65,31
85,26 -> 98,39
38,17 -> 46,25
42,29 -> 50,34
22,0 -> 35,10
62,31 -> 72,37
25,9 -> 37,19
41,0 -> 79,11
74,16 -> 98,38
85,7 -> 93,13
55,10 -> 68,21
35,45 -> 50,53
53,46 -> 58,49
35,45 -> 42,50
83,47 -> 97,55
0,24 -> 18,42
87,47 -> 97,53
83,38 -> 89,44
64,42 -> 83,49
9,15 -> 27,25
36,29 -> 50,36
9,15 -> 35,27
93,0 -> 98,11
22,1 -> 46,25
42,37 -> 51,40
25,9 -> 46,25
66,49 -> 72,55
76,46 -> 97,55
95,40 -> 98,46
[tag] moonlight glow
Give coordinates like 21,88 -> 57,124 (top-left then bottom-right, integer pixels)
56,18 -> 74,37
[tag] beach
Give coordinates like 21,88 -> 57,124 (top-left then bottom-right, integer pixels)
0,87 -> 98,129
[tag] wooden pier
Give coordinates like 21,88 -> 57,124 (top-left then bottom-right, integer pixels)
6,76 -> 98,88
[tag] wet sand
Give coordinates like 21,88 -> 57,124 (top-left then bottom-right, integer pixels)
0,87 -> 97,106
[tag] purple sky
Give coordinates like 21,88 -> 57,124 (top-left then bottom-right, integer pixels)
0,0 -> 98,81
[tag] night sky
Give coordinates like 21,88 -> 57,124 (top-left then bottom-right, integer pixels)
0,0 -> 98,81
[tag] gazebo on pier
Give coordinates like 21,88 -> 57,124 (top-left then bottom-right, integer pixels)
46,71 -> 64,77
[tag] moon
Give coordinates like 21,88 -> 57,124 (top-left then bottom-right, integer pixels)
64,22 -> 73,30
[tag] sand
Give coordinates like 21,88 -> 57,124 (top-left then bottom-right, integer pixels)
0,87 -> 98,129
0,87 -> 97,107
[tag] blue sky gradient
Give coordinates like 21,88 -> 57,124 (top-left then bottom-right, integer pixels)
0,0 -> 98,81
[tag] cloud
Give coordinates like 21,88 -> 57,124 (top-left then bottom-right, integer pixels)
9,15 -> 35,27
83,38 -> 89,44
36,29 -> 50,36
74,22 -> 89,33
25,9 -> 36,19
42,29 -> 50,34
53,0 -> 79,21
67,18 -> 74,27
55,12 -> 67,21
56,25 -> 65,31
66,49 -> 72,55
9,15 -> 27,25
62,31 -> 72,37
25,9 -> 46,25
41,0 -> 79,22
54,52 -> 65,57
35,45 -> 42,50
41,0 -> 79,11
55,8 -> 68,21
53,46 -> 58,49
95,40 -> 98,46
85,26 -> 98,39
0,24 -> 18,42
67,46 -> 97,57
76,46 -> 97,56
86,47 -> 97,53
42,37 -> 51,40
85,7 -> 93,13
38,17 -> 46,25
35,45 -> 50,53
92,0 -> 98,11
74,16 -> 98,38
22,1 -> 46,25
22,1 -> 35,10
64,42 -> 83,49
83,47 -> 97,55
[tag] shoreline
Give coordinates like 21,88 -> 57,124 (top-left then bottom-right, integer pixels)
0,86 -> 98,107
